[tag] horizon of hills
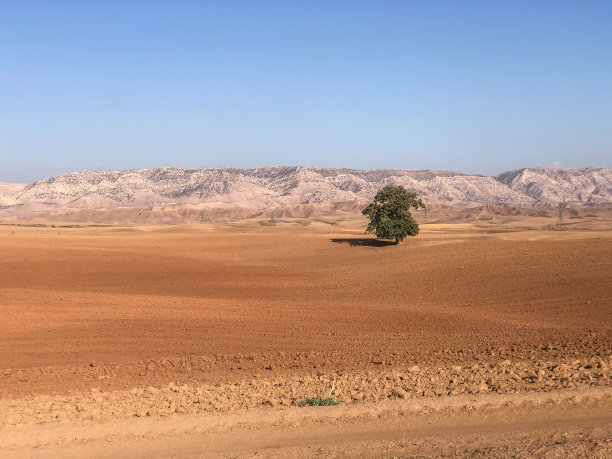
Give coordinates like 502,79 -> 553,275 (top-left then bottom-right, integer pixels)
0,166 -> 611,222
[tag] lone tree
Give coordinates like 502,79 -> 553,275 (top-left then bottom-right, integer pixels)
362,185 -> 425,244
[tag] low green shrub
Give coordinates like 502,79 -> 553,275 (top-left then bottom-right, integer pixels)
297,396 -> 341,407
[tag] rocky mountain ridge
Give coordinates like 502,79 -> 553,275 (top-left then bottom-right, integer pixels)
1,166 -> 610,216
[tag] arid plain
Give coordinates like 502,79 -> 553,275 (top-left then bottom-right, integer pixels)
1,209 -> 611,457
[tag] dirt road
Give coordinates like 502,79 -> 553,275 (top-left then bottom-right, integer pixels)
2,387 -> 610,457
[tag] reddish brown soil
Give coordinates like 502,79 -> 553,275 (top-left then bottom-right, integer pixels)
1,224 -> 610,398
1,222 -> 611,456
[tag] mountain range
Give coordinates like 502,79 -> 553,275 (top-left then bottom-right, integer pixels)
1,166 -> 610,217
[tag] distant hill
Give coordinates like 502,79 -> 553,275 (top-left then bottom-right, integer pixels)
1,166 -> 610,217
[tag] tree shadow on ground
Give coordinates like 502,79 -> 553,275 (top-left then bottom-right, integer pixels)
330,238 -> 397,247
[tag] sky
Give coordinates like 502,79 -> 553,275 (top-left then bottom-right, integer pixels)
1,1 -> 611,182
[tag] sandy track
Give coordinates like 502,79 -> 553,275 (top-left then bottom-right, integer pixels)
2,387 -> 611,457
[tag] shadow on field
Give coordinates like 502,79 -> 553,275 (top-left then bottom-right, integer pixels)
330,238 -> 396,247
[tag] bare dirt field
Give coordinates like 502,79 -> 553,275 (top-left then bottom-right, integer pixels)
1,215 -> 611,457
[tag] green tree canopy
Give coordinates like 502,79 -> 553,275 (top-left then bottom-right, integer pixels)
362,186 -> 425,244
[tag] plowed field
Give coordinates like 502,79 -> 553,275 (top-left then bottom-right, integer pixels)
1,222 -> 610,456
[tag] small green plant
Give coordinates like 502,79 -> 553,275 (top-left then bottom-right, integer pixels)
298,396 -> 341,407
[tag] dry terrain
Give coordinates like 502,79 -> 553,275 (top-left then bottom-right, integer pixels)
0,212 -> 611,457
2,166 -> 610,217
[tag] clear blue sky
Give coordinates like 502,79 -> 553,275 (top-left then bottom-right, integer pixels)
1,1 -> 611,182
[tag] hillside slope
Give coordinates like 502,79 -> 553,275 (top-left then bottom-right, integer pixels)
1,167 -> 610,216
